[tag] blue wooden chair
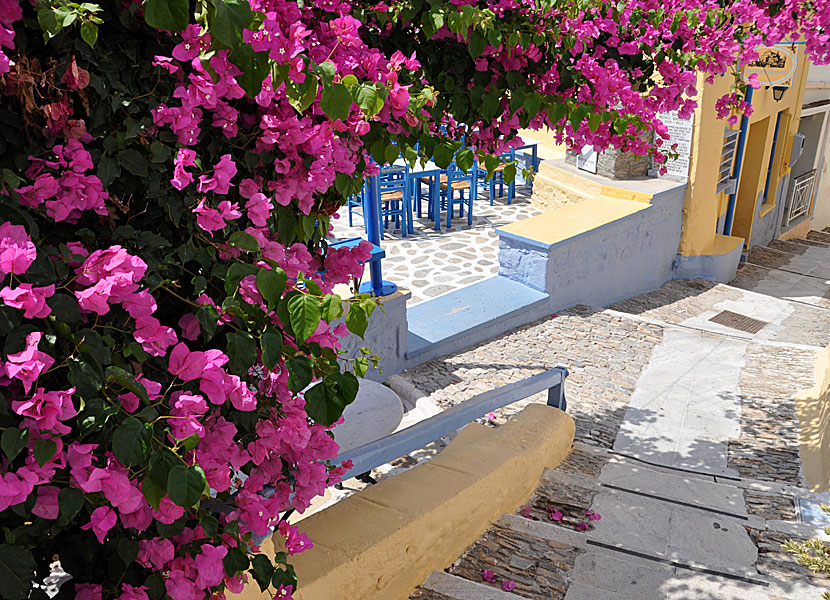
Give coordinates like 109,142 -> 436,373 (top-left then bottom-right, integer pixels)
377,164 -> 410,239
441,161 -> 477,228
476,150 -> 516,205
347,190 -> 365,227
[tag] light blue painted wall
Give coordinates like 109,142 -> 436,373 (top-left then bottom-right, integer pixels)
498,184 -> 686,309
339,290 -> 409,381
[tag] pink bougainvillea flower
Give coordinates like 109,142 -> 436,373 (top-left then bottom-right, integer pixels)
192,198 -> 226,235
178,313 -> 201,340
246,192 -> 274,227
576,521 -> 591,531
275,584 -> 294,599
0,283 -> 54,318
133,316 -> 178,357
194,544 -> 228,588
137,537 -> 175,571
501,580 -> 517,592
487,411 -> 496,421
75,584 -> 103,600
547,507 -> 563,521
3,332 -> 55,393
519,505 -> 536,520
31,485 -> 60,519
61,56 -> 90,90
165,568 -> 201,600
171,148 -> 196,190
12,387 -> 76,434
168,391 -> 208,440
585,509 -> 601,521
197,153 -> 236,194
168,342 -> 207,381
118,584 -> 149,600
81,505 -> 117,544
278,520 -> 313,555
0,221 -> 37,276
482,569 -> 496,583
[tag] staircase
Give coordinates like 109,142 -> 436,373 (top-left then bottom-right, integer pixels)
410,444 -> 830,600
731,229 -> 830,310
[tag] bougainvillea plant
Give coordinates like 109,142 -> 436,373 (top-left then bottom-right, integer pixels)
0,0 -> 828,599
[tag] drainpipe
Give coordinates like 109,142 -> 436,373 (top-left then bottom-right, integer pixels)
723,87 -> 754,236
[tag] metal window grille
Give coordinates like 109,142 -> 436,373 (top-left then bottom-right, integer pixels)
716,129 -> 741,194
783,169 -> 817,227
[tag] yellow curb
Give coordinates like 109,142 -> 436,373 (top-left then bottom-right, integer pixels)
234,403 -> 575,600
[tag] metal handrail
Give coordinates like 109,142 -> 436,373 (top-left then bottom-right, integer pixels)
335,367 -> 569,481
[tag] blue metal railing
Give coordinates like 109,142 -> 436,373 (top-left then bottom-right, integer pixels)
335,367 -> 569,481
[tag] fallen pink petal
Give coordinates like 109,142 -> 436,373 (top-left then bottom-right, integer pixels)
481,569 -> 496,583
502,580 -> 517,592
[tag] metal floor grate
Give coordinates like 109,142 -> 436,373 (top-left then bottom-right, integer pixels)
708,310 -> 768,334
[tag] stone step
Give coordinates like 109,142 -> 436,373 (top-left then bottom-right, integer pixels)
415,572 -> 527,600
806,230 -> 830,244
794,234 -> 830,248
745,244 -> 796,270
767,238 -> 815,255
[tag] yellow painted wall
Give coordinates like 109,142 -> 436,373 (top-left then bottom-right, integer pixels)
795,345 -> 830,492
679,44 -> 810,256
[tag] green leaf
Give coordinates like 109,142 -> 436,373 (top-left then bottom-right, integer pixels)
503,162 -> 517,184
228,231 -> 260,252
456,147 -> 475,172
256,267 -> 287,311
80,22 -> 98,47
167,464 -> 207,508
224,263 -> 259,295
202,514 -> 219,537
272,564 -> 298,589
468,30 -> 486,58
46,294 -> 81,324
338,371 -> 360,405
287,294 -> 322,343
112,417 -> 152,467
352,84 -> 379,115
0,544 -> 36,600
118,538 -> 139,568
33,438 -> 57,467
226,332 -> 257,375
143,0 -> 189,31
1,428 -> 28,462
341,74 -> 358,88
96,155 -> 121,187
250,554 -> 275,592
224,547 -> 250,576
345,304 -> 369,338
141,475 -> 166,510
106,366 -> 149,405
117,149 -> 148,178
320,83 -> 353,122
287,356 -> 313,393
321,294 -> 343,322
209,0 -> 254,48
196,304 -> 219,341
260,330 -> 283,370
304,380 -> 346,426
58,488 -> 83,522
229,46 -> 270,98
433,142 -> 455,169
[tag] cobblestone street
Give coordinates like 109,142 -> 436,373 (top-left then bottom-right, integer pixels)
402,230 -> 830,599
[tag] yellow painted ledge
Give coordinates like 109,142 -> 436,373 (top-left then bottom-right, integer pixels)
234,404 -> 575,600
677,234 -> 743,258
498,196 -> 649,246
795,345 -> 830,492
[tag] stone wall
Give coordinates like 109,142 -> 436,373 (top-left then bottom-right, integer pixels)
565,147 -> 652,180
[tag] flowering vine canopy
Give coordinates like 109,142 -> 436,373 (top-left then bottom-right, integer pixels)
0,0 -> 827,599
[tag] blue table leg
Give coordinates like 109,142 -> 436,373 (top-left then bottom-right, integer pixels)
433,174 -> 441,231
361,175 -> 397,296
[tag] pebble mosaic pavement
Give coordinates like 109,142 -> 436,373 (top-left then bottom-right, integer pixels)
330,188 -> 540,305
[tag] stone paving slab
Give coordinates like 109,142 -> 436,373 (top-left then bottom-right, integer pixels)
612,328 -> 745,476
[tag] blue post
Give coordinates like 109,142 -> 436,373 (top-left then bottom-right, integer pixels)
724,87 -> 753,236
359,175 -> 397,297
